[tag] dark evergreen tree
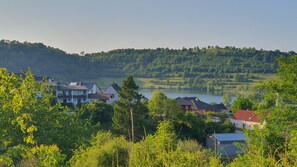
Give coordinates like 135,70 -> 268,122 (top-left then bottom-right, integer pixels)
112,75 -> 148,141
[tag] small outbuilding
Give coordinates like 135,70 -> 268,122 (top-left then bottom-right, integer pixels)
206,133 -> 246,158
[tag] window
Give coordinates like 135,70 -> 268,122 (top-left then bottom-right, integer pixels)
243,124 -> 245,128
58,90 -> 64,96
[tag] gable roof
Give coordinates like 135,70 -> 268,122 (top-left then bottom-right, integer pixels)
57,84 -> 87,91
83,82 -> 103,93
69,85 -> 88,90
175,97 -> 227,113
176,97 -> 192,106
182,97 -> 198,102
232,110 -> 261,123
69,82 -> 103,93
111,83 -> 121,92
57,85 -> 72,90
212,103 -> 228,110
83,82 -> 96,90
192,99 -> 220,112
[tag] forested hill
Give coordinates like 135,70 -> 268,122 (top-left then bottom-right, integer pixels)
0,40 -> 123,82
90,47 -> 295,78
0,40 -> 295,83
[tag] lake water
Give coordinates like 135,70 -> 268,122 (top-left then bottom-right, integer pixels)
139,89 -> 223,104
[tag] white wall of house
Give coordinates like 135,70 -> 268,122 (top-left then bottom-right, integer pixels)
88,84 -> 101,94
230,118 -> 261,130
104,86 -> 119,104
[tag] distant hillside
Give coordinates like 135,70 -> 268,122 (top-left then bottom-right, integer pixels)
90,47 -> 295,78
0,40 -> 123,82
0,40 -> 295,88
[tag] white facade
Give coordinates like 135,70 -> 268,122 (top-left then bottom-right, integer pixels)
230,118 -> 261,130
88,84 -> 101,94
104,86 -> 119,104
56,86 -> 88,106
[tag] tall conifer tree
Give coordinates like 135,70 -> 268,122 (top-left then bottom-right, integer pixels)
112,75 -> 147,141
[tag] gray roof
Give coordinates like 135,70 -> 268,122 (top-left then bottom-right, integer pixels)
182,97 -> 198,102
69,85 -> 87,90
111,83 -> 121,92
192,99 -> 220,112
213,133 -> 246,142
176,97 -> 192,106
57,85 -> 87,90
57,85 -> 72,90
83,83 -> 96,91
69,82 -> 102,93
212,103 -> 228,110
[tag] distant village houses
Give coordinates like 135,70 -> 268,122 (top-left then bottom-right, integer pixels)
55,81 -> 121,106
175,97 -> 229,114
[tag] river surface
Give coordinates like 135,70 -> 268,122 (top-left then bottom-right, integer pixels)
139,89 -> 223,104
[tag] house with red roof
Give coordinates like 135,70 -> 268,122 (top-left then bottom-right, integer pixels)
230,110 -> 262,130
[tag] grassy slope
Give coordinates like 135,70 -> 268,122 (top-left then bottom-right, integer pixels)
137,73 -> 277,95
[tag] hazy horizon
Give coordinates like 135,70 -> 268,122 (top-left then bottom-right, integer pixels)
1,0 -> 296,54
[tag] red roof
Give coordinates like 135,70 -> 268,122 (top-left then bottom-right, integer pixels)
232,110 -> 261,123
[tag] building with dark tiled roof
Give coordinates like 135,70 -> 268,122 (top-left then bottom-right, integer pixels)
175,97 -> 228,114
176,97 -> 193,111
191,99 -> 221,113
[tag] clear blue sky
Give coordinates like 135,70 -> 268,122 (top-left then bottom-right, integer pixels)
0,0 -> 296,53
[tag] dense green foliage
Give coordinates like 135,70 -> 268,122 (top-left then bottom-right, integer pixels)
148,90 -> 181,121
129,121 -> 222,167
228,55 -> 297,166
70,131 -> 130,167
0,69 -> 98,166
77,101 -> 114,129
91,46 -> 289,76
71,121 -> 223,167
230,96 -> 255,112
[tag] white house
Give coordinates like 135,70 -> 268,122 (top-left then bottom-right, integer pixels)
56,85 -> 88,105
103,83 -> 121,104
67,82 -> 111,104
70,82 -> 103,94
230,110 -> 262,131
